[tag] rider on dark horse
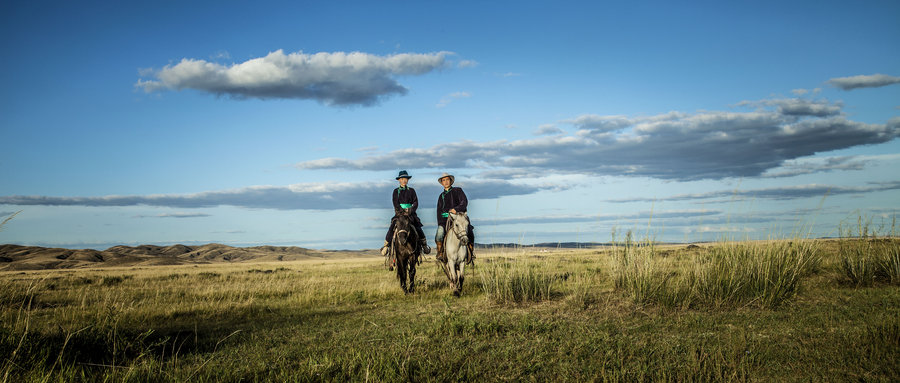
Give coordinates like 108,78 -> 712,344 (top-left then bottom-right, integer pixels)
434,173 -> 475,264
382,170 -> 431,258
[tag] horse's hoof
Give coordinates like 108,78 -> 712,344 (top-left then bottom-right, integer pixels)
388,266 -> 394,271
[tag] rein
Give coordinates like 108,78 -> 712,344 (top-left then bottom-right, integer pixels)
395,229 -> 410,244
445,214 -> 467,241
392,216 -> 417,248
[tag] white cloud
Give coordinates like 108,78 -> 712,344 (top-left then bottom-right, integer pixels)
436,91 -> 471,108
210,51 -> 231,60
565,114 -> 633,133
741,98 -> 843,117
0,180 -> 558,211
533,124 -> 563,135
790,88 -> 822,96
760,155 -> 867,178
827,73 -> 900,90
608,181 -> 900,203
137,50 -> 451,106
133,212 -> 212,219
482,210 -> 721,226
690,226 -> 756,233
295,98 -> 900,180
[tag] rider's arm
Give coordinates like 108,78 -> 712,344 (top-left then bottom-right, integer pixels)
452,188 -> 468,213
392,188 -> 401,213
436,194 -> 443,223
410,189 -> 419,214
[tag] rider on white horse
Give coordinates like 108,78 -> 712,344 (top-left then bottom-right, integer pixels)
382,170 -> 431,256
435,173 -> 475,264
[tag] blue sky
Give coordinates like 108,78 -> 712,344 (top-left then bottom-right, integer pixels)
2,0 -> 899,249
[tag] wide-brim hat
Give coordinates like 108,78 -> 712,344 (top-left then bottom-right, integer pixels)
396,170 -> 411,180
437,173 -> 455,184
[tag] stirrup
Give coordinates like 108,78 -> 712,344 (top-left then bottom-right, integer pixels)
421,242 -> 431,254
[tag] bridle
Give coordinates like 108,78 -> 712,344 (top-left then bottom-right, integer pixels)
393,214 -> 415,246
446,213 -> 468,242
395,229 -> 410,244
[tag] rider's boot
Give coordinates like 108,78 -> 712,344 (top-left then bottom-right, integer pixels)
420,238 -> 431,254
466,242 -> 475,265
436,242 -> 446,263
380,240 -> 390,257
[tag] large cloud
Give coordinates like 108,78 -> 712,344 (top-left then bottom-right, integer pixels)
608,181 -> 900,203
482,210 -> 721,226
759,155 -> 869,178
0,180 -> 556,210
136,50 -> 450,106
132,213 -> 212,219
827,74 -> 900,90
296,99 -> 900,180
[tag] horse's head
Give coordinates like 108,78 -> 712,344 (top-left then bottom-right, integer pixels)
395,210 -> 413,245
448,212 -> 469,244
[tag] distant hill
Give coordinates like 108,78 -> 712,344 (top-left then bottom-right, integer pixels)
0,244 -> 379,271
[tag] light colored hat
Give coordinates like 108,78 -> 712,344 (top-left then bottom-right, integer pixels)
438,173 -> 455,184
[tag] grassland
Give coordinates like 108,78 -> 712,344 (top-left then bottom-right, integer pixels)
1,239 -> 898,382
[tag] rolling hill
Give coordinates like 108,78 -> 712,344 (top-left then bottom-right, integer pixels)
0,243 -> 379,271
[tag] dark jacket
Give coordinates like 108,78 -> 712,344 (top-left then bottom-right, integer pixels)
392,186 -> 423,229
392,186 -> 419,215
436,186 -> 467,227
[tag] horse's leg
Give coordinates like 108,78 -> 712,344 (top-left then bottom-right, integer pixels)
457,260 -> 466,293
445,255 -> 457,292
408,254 -> 417,293
397,255 -> 408,293
447,240 -> 461,295
446,261 -> 456,292
439,258 -> 452,282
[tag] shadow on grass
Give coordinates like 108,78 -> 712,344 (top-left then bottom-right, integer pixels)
1,303 -> 370,377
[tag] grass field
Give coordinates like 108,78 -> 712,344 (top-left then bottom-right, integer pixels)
1,238 -> 898,382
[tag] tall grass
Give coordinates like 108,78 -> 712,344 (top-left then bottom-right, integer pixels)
479,256 -> 557,304
611,230 -> 821,308
686,240 -> 820,308
609,230 -> 672,305
838,215 -> 900,286
1,243 -> 898,381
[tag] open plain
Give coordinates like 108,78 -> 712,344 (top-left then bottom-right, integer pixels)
1,239 -> 898,382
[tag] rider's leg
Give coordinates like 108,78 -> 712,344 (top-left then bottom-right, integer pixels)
435,226 -> 446,262
416,225 -> 430,254
382,218 -> 396,256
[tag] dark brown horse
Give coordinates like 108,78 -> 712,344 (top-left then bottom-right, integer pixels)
390,210 -> 419,293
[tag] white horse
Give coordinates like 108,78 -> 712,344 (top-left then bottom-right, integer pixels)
441,212 -> 470,296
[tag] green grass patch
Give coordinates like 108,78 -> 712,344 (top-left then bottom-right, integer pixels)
1,241 -> 897,382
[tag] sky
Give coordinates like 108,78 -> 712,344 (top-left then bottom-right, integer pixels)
1,0 -> 899,250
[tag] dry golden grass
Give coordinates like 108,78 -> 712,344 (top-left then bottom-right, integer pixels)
1,241 -> 898,382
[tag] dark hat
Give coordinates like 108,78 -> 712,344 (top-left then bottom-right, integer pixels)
396,170 -> 411,179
